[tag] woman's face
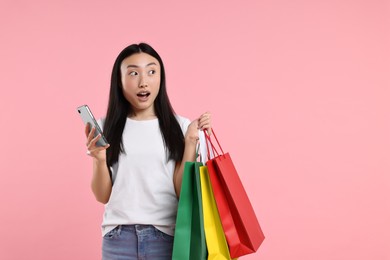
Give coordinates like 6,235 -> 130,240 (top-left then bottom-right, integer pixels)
120,52 -> 161,117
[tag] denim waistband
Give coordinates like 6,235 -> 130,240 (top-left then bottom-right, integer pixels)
116,224 -> 157,236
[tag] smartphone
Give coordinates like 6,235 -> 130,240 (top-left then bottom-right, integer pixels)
77,105 -> 108,147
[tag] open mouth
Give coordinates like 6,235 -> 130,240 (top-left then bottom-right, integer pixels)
137,91 -> 151,98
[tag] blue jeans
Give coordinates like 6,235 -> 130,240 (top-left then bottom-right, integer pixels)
102,225 -> 174,260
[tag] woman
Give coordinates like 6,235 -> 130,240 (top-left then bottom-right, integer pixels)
84,43 -> 212,259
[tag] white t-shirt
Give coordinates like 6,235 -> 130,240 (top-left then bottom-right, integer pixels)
98,115 -> 191,237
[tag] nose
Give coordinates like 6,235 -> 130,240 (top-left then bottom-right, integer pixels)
139,74 -> 148,88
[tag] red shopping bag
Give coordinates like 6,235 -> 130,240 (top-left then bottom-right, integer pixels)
204,129 -> 265,258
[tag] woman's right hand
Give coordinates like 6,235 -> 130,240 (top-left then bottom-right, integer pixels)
85,124 -> 110,161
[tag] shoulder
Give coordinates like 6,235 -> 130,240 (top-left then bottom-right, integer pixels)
175,115 -> 191,133
175,115 -> 190,125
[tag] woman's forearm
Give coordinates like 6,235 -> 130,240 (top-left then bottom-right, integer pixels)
91,159 -> 112,204
173,140 -> 197,197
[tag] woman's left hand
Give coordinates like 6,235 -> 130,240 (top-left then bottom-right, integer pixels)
185,112 -> 212,144
197,111 -> 212,135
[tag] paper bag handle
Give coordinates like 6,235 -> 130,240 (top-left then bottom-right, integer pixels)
203,128 -> 225,159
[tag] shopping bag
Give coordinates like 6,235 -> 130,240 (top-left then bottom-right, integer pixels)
199,165 -> 233,260
172,161 -> 207,260
204,129 -> 265,258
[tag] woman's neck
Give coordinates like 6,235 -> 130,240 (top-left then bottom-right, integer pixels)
128,110 -> 157,121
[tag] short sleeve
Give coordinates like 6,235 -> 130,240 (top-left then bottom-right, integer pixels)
175,115 -> 191,135
175,115 -> 211,164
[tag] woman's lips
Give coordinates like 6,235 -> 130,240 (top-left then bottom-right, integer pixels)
136,91 -> 150,101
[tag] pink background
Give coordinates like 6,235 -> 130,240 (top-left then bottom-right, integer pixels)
1,0 -> 389,259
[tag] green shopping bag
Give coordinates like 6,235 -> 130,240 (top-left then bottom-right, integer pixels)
172,161 -> 208,260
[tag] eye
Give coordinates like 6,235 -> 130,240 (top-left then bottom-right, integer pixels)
129,71 -> 138,76
149,70 -> 156,75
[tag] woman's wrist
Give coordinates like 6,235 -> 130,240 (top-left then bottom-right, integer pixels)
185,136 -> 199,146
93,157 -> 107,165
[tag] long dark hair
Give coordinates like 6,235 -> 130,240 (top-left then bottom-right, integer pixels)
103,43 -> 185,168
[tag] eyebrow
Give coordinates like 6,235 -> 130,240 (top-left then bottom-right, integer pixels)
126,62 -> 157,68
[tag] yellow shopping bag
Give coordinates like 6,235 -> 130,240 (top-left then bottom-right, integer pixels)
199,165 -> 235,260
